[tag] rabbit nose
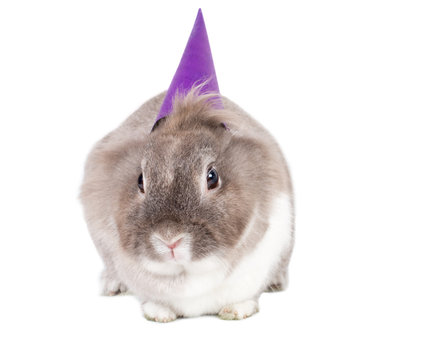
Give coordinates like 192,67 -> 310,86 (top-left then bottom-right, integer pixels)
167,239 -> 182,249
156,234 -> 184,249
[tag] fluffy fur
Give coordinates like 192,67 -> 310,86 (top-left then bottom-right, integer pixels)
80,86 -> 294,321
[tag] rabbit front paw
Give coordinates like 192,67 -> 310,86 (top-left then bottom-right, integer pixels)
218,300 -> 259,320
142,302 -> 177,323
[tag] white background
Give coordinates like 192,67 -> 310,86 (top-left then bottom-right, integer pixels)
0,0 -> 433,359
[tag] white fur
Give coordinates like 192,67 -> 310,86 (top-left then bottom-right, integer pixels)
142,302 -> 177,322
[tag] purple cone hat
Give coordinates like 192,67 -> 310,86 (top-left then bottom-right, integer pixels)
155,9 -> 221,123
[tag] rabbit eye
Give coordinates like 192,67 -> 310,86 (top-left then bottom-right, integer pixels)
207,168 -> 219,190
138,173 -> 145,193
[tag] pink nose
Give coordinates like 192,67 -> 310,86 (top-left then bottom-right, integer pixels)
167,239 -> 182,250
154,233 -> 184,250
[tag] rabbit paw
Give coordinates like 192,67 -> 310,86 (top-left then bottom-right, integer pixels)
142,302 -> 177,323
218,300 -> 259,320
100,269 -> 128,296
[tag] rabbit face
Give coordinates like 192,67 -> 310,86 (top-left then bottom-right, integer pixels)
118,128 -> 256,266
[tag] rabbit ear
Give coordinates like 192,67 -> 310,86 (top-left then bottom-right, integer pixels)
151,116 -> 167,133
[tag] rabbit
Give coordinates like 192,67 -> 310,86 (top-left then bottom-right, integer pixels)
80,86 -> 294,322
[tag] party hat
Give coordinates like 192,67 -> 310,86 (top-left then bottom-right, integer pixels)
155,9 -> 221,123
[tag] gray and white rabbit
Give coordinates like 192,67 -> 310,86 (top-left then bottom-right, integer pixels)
80,87 -> 294,321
